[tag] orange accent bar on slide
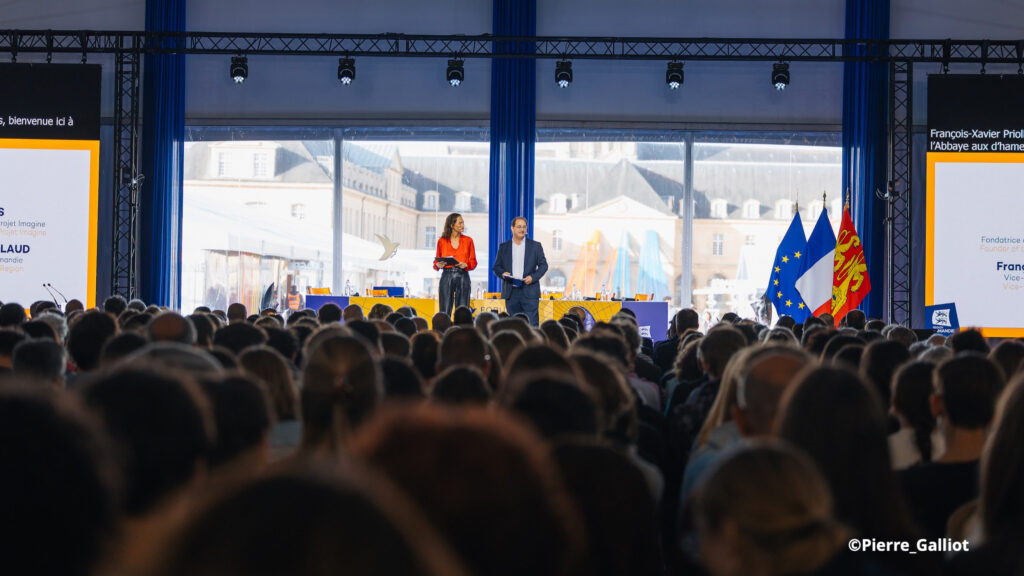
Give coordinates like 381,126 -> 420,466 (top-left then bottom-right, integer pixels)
0,138 -> 100,308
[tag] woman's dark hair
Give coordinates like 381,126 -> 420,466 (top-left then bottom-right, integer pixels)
778,367 -> 921,561
442,213 -> 462,239
410,331 -> 441,381
891,361 -> 937,464
859,339 -> 911,408
979,377 -> 1024,555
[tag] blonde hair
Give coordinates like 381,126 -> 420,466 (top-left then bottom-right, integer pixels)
696,441 -> 849,576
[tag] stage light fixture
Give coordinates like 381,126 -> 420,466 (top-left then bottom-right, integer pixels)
447,58 -> 464,86
772,62 -> 790,91
230,56 -> 248,84
666,62 -> 684,89
555,60 -> 573,88
338,57 -> 356,85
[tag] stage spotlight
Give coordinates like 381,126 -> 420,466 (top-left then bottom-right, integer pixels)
338,57 -> 356,85
230,56 -> 248,84
666,62 -> 684,89
555,60 -> 573,88
772,62 -> 790,91
447,58 -> 464,87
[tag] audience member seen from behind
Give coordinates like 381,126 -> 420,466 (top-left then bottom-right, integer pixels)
900,353 -> 1002,539
351,405 -> 584,576
946,376 -> 1024,575
239,346 -> 301,460
694,442 -> 854,576
889,361 -> 944,470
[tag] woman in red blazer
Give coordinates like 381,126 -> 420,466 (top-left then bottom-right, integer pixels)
434,213 -> 477,317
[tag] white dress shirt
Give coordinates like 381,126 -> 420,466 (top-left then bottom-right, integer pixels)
512,239 -> 526,279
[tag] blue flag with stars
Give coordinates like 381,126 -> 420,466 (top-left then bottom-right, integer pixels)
767,211 -> 811,323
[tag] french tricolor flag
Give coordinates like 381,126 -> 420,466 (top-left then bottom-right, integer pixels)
794,207 -> 837,317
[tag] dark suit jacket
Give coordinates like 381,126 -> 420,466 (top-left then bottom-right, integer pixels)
492,238 -> 548,299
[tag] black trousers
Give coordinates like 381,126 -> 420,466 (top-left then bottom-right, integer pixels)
439,268 -> 471,317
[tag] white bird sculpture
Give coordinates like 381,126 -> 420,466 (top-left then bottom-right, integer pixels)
376,234 -> 399,261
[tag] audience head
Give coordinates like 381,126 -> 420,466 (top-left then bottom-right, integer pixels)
316,302 -> 342,324
368,303 -> 394,321
431,312 -> 452,333
80,368 -> 212,516
67,310 -> 118,372
452,306 -> 474,326
439,326 -> 490,375
160,468 -> 467,576
841,309 -> 867,330
238,346 -> 298,421
199,374 -> 272,470
381,332 -> 411,358
778,367 -> 916,542
103,295 -> 128,316
0,302 -> 27,327
503,370 -> 598,440
380,357 -> 426,400
860,339 -> 911,406
674,308 -> 700,335
341,304 -> 363,323
394,317 -> 417,338
352,405 -> 584,576
490,330 -> 526,365
147,312 -> 197,345
12,338 -> 67,387
933,353 -> 1002,430
698,326 -> 748,380
0,389 -> 119,576
886,325 -> 918,349
21,319 -> 58,341
949,328 -> 989,354
891,361 -> 939,464
300,335 -> 382,452
978,376 -> 1024,548
431,365 -> 491,406
212,322 -> 268,355
734,346 -> 810,437
226,303 -> 248,324
695,441 -> 849,576
410,331 -> 440,381
989,339 -> 1024,381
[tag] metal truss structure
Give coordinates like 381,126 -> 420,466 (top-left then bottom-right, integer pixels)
1,31 -> 1012,319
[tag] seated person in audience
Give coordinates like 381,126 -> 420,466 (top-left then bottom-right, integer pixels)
503,369 -> 599,440
888,361 -> 944,470
900,353 -> 1002,539
159,467 -> 467,576
946,376 -> 1024,576
859,339 -> 911,409
341,303 -> 363,323
226,302 -> 247,324
79,368 -> 214,576
778,367 -> 933,575
0,388 -> 119,576
653,308 -> 700,374
0,302 -> 28,327
988,339 -> 1024,388
949,328 -> 989,354
351,405 -> 585,576
147,312 -> 197,345
12,338 -> 67,389
198,374 -> 272,473
66,311 -> 119,382
669,326 -> 747,465
0,329 -> 28,374
299,335 -> 381,458
431,365 -> 491,406
695,442 -> 871,576
438,327 -> 491,382
681,345 -> 810,502
239,346 -> 301,460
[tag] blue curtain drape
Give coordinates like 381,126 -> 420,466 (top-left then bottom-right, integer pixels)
488,0 -> 536,293
140,0 -> 185,307
842,0 -> 889,319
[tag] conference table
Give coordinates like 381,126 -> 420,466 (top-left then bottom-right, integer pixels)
306,295 -> 668,340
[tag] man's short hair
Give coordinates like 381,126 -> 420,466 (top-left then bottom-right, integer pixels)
212,323 -> 268,355
935,354 -> 1002,429
0,302 -> 27,327
147,312 -> 197,345
510,216 -> 528,227
67,311 -> 118,372
226,303 -> 248,323
439,327 -> 489,372
80,368 -> 213,516
12,339 -> 67,383
319,303 -> 343,324
842,310 -> 867,330
674,308 -> 700,333
103,295 -> 128,316
199,375 -> 272,469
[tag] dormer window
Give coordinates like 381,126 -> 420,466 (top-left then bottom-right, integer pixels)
423,191 -> 439,211
711,199 -> 728,219
455,191 -> 472,212
550,193 -> 567,214
774,199 -> 793,220
742,199 -> 760,219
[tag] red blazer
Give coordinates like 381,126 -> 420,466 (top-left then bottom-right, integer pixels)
434,235 -> 478,271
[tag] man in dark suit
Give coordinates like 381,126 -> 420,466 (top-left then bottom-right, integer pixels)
492,217 -> 548,326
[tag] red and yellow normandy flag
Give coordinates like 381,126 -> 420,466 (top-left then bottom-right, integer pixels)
831,204 -> 871,326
